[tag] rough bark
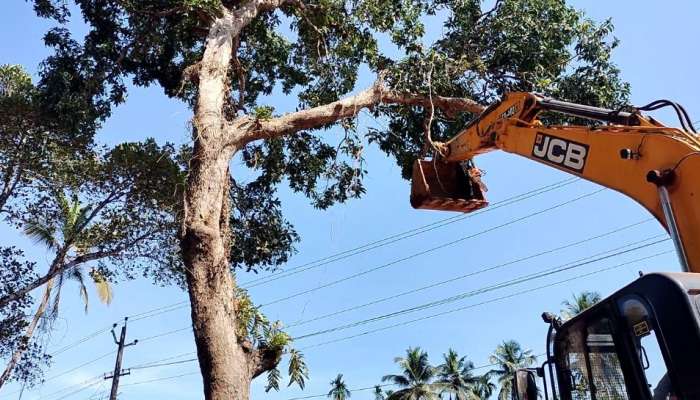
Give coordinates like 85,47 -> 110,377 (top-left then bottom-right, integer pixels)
181,4 -> 268,400
0,278 -> 54,388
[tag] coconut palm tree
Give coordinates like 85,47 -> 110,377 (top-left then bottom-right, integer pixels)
488,340 -> 537,400
436,349 -> 478,400
328,374 -> 351,400
382,347 -> 440,400
23,193 -> 113,319
471,375 -> 496,399
0,193 -> 113,387
561,291 -> 601,320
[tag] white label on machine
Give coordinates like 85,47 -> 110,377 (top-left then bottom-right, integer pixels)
532,133 -> 589,172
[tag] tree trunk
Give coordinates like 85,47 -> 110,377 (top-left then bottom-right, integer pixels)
180,8 -> 258,400
0,278 -> 54,388
181,149 -> 255,400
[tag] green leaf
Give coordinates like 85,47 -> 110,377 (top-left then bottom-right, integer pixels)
265,367 -> 281,392
288,349 -> 309,390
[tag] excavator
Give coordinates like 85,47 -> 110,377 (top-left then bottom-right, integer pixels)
409,92 -> 700,399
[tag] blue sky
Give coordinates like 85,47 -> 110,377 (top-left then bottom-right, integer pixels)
0,1 -> 698,399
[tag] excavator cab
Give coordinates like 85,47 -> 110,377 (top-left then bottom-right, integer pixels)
410,159 -> 488,212
540,273 -> 700,400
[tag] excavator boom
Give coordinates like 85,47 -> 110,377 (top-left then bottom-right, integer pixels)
411,92 -> 700,272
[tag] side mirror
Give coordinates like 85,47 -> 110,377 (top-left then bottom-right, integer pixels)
513,369 -> 539,400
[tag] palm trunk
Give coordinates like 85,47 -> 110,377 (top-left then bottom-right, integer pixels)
0,278 -> 54,388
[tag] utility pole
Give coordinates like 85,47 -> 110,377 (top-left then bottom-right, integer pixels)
104,317 -> 138,400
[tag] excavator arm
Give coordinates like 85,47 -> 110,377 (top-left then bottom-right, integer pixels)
411,92 -> 700,272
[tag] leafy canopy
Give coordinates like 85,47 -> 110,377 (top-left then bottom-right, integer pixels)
30,0 -> 630,276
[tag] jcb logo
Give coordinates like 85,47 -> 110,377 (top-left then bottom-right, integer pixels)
532,133 -> 588,172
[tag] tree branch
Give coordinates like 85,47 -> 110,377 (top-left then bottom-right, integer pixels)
242,81 -> 485,142
250,345 -> 283,379
0,228 -> 160,310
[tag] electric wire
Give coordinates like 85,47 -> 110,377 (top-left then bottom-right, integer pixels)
119,178 -> 584,321
0,182 -> 651,396
49,379 -> 104,400
67,233 -> 665,379
0,350 -> 117,399
43,350 -> 116,383
300,249 -> 673,350
48,326 -> 113,357
8,240 -> 665,398
119,371 -> 199,387
116,179 -> 588,322
128,302 -> 189,322
127,351 -> 196,370
291,237 -> 669,341
137,326 -> 191,343
29,375 -> 104,400
261,189 -> 605,308
285,218 -> 654,328
128,357 -> 198,371
243,178 -> 579,288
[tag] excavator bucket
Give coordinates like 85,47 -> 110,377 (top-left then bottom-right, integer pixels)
410,159 -> 489,213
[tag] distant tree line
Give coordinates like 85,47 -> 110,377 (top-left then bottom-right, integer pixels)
326,291 -> 602,400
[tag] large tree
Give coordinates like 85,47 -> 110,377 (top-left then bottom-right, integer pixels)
24,0 -> 628,398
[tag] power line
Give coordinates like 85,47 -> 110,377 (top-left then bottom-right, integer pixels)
300,249 -> 673,350
115,179 -> 584,323
128,357 -> 198,371
48,326 -> 113,356
243,178 -> 579,288
261,189 -> 605,308
29,375 -> 104,400
44,350 -> 116,382
291,237 -> 669,341
127,351 -> 196,370
119,371 -> 199,387
101,231 -> 647,363
36,228 -> 641,389
0,346 -> 116,398
49,380 -> 104,400
285,219 -> 653,328
137,326 -> 191,343
128,301 -> 189,322
109,181 -> 589,323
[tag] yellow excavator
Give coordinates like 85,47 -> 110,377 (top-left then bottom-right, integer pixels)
410,92 -> 700,399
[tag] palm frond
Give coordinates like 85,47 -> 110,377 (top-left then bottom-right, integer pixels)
381,374 -> 410,387
70,268 -> 89,313
94,279 -> 113,305
23,219 -> 57,249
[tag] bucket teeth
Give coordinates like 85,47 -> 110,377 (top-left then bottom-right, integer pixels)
410,159 -> 489,213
